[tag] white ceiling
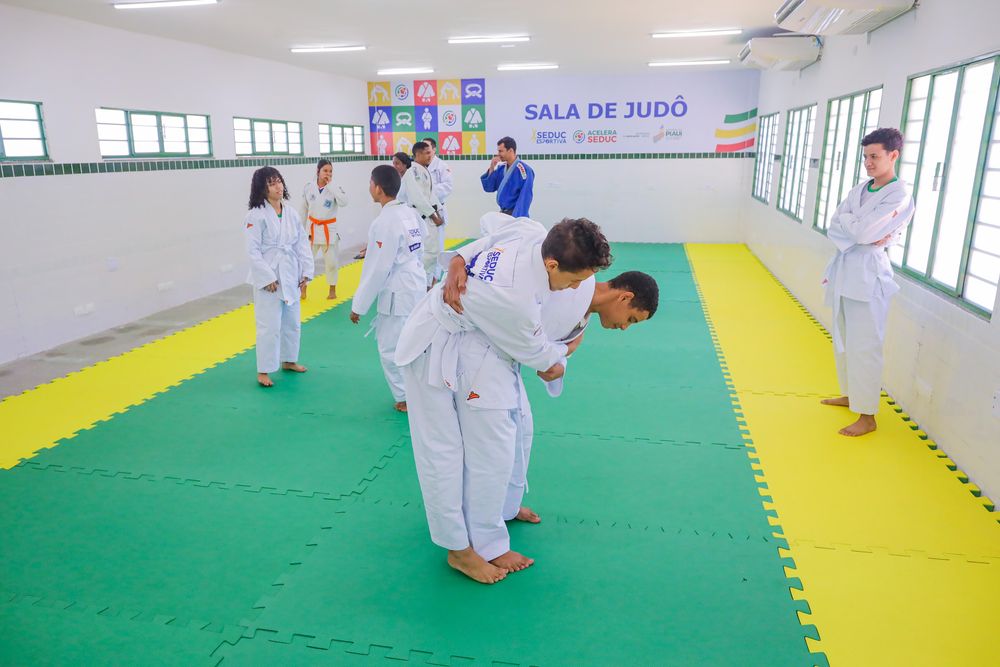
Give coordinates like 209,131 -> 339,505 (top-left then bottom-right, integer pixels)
4,0 -> 789,79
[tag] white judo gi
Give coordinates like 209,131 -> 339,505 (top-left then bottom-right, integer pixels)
351,200 -> 426,402
244,203 -> 314,373
399,163 -> 443,286
300,180 -> 349,286
394,218 -> 569,561
823,178 -> 914,415
427,155 -> 454,282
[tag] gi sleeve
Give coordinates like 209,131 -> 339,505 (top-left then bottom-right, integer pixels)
351,214 -> 400,316
334,184 -> 349,207
289,208 -> 314,281
300,184 -> 311,236
244,211 -> 277,289
480,166 -> 503,193
405,169 -> 437,218
432,163 -> 454,203
467,301 -> 569,372
833,190 -> 915,250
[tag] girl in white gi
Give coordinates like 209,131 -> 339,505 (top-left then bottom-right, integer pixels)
395,217 -> 612,584
821,128 -> 915,436
244,167 -> 314,388
349,165 -> 426,413
299,159 -> 349,300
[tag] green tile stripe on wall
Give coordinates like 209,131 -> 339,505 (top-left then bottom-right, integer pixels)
0,152 -> 756,179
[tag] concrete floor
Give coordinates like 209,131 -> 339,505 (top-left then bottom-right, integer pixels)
0,285 -> 252,400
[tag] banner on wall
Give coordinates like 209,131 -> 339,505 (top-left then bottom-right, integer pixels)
367,78 -> 487,156
484,70 -> 761,154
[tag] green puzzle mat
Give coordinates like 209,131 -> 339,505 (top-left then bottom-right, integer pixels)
0,244 -> 822,665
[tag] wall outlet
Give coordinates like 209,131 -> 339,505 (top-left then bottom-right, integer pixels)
220,263 -> 234,273
157,281 -> 174,292
993,390 -> 1000,419
73,302 -> 95,316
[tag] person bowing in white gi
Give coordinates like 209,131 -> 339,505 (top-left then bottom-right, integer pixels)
299,159 -> 349,301
423,136 -> 454,284
395,216 -> 612,584
821,128 -> 915,437
244,167 -> 314,388
350,165 -> 427,413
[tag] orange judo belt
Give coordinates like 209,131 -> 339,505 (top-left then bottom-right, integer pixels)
308,216 -> 337,250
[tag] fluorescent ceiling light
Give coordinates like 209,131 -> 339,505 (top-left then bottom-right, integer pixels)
377,67 -> 434,75
291,45 -> 366,53
648,59 -> 731,67
651,28 -> 742,39
449,35 -> 530,44
497,63 -> 558,71
114,0 -> 217,9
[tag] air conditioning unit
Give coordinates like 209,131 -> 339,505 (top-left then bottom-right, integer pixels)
775,0 -> 915,35
737,36 -> 821,71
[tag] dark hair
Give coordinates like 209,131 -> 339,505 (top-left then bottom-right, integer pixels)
371,164 -> 401,198
392,152 -> 412,169
422,136 -> 437,148
498,136 -> 517,152
248,166 -> 289,209
608,271 -> 659,318
862,127 -> 903,153
412,141 -> 430,156
316,158 -> 332,173
541,218 -> 612,273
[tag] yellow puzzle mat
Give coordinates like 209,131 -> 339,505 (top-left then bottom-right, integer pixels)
687,243 -> 1000,666
0,240 -> 467,470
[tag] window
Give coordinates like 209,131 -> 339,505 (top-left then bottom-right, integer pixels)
776,104 -> 818,221
894,53 -> 1000,315
752,113 -> 780,203
234,117 -> 302,156
96,108 -> 211,158
319,124 -> 364,155
0,100 -> 48,160
815,87 -> 883,231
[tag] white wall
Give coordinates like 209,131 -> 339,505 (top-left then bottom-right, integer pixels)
744,0 -> 1000,499
443,158 -> 748,242
0,4 -> 372,363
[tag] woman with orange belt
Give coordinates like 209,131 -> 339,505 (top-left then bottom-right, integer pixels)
299,159 -> 349,299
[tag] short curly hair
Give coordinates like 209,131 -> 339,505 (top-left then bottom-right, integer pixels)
541,218 -> 613,273
608,271 -> 659,317
862,128 -> 903,153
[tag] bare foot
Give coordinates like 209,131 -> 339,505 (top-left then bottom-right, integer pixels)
257,373 -> 273,387
327,286 -> 337,300
839,414 -> 877,437
282,362 -> 308,373
490,550 -> 534,573
447,547 -> 506,584
300,286 -> 308,301
394,401 -> 408,413
514,506 -> 541,523
821,396 -> 850,407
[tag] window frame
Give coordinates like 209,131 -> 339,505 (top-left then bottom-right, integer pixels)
233,116 -> 303,156
96,107 -> 213,159
813,85 -> 884,234
0,99 -> 49,162
751,112 -> 780,204
318,123 -> 365,156
776,103 -> 818,222
894,51 -> 1000,318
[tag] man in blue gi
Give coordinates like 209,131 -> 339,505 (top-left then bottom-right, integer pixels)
480,136 -> 534,218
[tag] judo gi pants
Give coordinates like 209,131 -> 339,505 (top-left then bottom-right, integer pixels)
834,295 -> 888,416
402,351 -> 518,561
374,313 -> 407,402
502,392 -> 534,521
253,287 -> 301,374
311,240 -> 339,286
422,221 -> 444,286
